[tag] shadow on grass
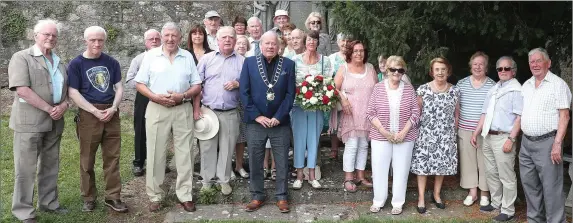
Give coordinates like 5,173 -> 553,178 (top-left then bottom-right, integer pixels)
1,111 -> 135,223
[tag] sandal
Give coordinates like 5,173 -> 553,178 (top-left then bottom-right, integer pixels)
270,169 -> 277,181
343,180 -> 357,192
391,207 -> 402,215
355,179 -> 373,188
369,205 -> 381,213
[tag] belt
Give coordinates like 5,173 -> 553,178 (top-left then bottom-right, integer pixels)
174,100 -> 190,106
206,106 -> 236,112
488,130 -> 508,135
524,130 -> 557,142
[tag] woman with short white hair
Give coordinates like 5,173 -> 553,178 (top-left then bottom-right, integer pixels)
305,12 -> 331,56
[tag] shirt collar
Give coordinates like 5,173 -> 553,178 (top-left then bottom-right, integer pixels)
215,50 -> 237,58
526,70 -> 555,86
154,46 -> 186,57
32,44 -> 57,58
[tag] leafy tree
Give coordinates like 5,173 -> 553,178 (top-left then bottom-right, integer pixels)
327,1 -> 571,84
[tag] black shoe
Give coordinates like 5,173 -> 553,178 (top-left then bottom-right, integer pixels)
104,199 -> 128,213
82,201 -> 96,212
133,166 -> 144,177
431,196 -> 446,209
39,206 -> 69,214
494,213 -> 514,222
417,206 -> 427,214
480,204 -> 497,213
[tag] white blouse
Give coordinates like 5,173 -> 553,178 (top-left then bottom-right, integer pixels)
385,79 -> 404,133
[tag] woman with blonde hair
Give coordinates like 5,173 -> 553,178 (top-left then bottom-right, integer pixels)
305,12 -> 331,56
366,55 -> 420,215
411,57 -> 460,214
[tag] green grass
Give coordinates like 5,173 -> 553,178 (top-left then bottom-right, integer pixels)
1,111 -> 135,223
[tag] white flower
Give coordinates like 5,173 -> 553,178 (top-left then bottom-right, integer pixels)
302,101 -> 307,106
328,102 -> 332,105
326,91 -> 334,98
301,86 -> 308,93
311,82 -> 318,87
305,76 -> 314,82
310,97 -> 318,104
323,86 -> 328,91
309,87 -> 313,91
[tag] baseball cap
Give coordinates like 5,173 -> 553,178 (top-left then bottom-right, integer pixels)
205,10 -> 220,19
273,10 -> 289,19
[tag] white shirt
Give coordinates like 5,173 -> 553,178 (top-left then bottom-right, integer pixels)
521,71 -> 571,136
134,46 -> 202,94
207,33 -> 218,51
385,79 -> 404,133
245,37 -> 260,57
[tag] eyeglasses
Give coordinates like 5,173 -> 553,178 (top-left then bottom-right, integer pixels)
496,67 -> 512,72
388,68 -> 405,74
39,32 -> 58,38
310,21 -> 321,25
146,37 -> 160,41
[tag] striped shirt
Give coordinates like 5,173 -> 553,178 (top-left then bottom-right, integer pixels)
456,76 -> 495,130
366,81 -> 420,141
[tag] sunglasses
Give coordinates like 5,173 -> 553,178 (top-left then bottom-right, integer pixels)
310,21 -> 321,25
388,68 -> 405,74
496,67 -> 512,72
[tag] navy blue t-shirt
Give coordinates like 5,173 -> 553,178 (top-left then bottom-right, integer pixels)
67,53 -> 122,104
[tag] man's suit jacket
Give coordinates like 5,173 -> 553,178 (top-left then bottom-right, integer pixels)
8,46 -> 68,133
240,55 -> 295,126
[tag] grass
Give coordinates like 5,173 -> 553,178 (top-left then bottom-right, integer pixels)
0,111 -> 135,223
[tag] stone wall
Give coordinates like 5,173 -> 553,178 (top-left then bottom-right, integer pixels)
0,1 -> 251,100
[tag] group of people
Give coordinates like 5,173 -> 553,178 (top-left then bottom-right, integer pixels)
7,7 -> 571,223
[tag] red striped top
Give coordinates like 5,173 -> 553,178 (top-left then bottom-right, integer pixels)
366,81 -> 420,141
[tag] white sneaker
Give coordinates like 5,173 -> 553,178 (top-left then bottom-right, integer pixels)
309,180 -> 322,189
463,196 -> 476,206
221,183 -> 232,195
238,168 -> 249,178
230,171 -> 237,181
293,180 -> 303,189
480,196 -> 490,206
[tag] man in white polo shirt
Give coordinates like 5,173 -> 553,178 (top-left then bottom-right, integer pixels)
520,47 -> 571,223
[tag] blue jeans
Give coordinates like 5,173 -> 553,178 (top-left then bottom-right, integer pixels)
290,106 -> 323,169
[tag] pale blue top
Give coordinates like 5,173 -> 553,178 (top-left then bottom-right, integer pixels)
134,46 -> 202,94
33,45 -> 63,103
481,79 -> 523,133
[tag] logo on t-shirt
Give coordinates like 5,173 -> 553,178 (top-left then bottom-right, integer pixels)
86,66 -> 110,93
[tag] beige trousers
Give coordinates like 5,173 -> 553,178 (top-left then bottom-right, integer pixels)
145,102 -> 195,202
458,129 -> 488,191
482,133 -> 517,215
199,108 -> 240,184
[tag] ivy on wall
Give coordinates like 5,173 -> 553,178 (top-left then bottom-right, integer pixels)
0,9 -> 28,45
104,24 -> 121,43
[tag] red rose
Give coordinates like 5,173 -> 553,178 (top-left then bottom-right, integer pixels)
296,87 -> 300,94
302,81 -> 309,87
315,75 -> 324,82
305,74 -> 312,79
322,95 -> 330,104
304,91 -> 313,99
327,85 -> 334,91
334,90 -> 339,96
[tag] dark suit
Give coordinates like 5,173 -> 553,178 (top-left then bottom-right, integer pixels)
240,55 -> 295,201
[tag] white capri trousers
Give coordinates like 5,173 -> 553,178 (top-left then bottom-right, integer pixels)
343,137 -> 369,172
371,140 -> 415,208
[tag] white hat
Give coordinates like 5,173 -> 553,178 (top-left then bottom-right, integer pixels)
273,10 -> 289,19
205,10 -> 221,19
194,107 -> 219,140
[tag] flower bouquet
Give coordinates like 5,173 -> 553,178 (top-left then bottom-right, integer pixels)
295,74 -> 339,112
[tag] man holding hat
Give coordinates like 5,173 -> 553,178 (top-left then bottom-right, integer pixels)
271,9 -> 290,37
204,10 -> 222,51
192,26 -> 244,196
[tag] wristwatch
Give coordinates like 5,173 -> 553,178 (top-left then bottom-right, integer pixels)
508,137 -> 516,143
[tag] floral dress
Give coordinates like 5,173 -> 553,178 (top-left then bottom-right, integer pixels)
410,83 -> 459,175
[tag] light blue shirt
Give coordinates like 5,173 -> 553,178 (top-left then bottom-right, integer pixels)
481,79 -> 523,133
33,45 -> 63,103
134,46 -> 202,94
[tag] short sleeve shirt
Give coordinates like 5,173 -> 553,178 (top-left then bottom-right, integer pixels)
67,53 -> 122,104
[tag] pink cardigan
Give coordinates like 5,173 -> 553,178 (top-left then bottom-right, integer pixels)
366,81 -> 420,141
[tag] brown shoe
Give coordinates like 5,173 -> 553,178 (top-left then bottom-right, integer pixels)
180,201 -> 196,212
149,202 -> 161,212
276,200 -> 290,213
245,200 -> 264,212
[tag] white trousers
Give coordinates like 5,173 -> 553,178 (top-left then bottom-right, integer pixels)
371,140 -> 414,208
343,137 -> 369,172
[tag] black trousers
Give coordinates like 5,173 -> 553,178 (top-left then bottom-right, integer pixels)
133,92 -> 150,168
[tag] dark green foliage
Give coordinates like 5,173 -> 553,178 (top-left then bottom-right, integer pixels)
0,9 -> 28,45
329,1 -> 572,84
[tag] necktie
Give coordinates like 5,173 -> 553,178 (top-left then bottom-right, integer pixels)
253,40 -> 261,56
